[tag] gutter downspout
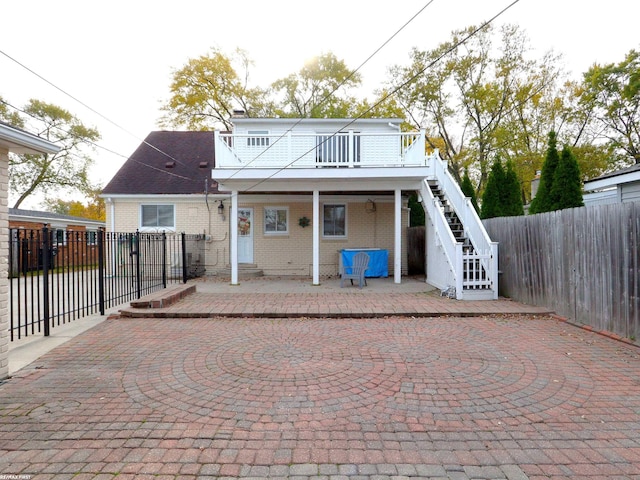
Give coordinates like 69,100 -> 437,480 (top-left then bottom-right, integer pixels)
108,198 -> 115,232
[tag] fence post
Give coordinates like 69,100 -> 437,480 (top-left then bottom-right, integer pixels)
98,229 -> 105,315
181,232 -> 187,284
162,232 -> 167,288
42,226 -> 51,337
490,241 -> 499,300
135,230 -> 141,299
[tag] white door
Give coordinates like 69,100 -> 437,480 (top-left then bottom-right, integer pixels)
237,207 -> 253,263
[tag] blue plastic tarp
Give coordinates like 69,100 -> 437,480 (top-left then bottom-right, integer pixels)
341,249 -> 388,278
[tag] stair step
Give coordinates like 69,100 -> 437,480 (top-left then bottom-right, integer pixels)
216,265 -> 264,278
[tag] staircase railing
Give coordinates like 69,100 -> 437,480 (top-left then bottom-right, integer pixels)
426,151 -> 499,299
420,178 -> 463,298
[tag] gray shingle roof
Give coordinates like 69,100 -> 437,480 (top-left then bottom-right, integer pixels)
102,131 -> 217,195
587,163 -> 640,183
9,208 -> 105,226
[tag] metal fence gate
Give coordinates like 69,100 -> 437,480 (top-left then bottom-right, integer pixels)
9,228 -> 205,341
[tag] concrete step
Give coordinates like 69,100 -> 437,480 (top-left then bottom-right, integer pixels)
461,288 -> 495,301
129,284 -> 197,309
215,265 -> 264,278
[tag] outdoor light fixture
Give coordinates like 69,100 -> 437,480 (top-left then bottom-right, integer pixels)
218,200 -> 224,215
365,199 -> 376,213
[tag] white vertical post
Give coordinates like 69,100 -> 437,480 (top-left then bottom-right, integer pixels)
0,147 -> 8,380
455,243 -> 464,300
313,191 -> 320,285
348,130 -> 354,168
394,188 -> 402,284
491,241 -> 499,299
108,198 -> 117,275
230,191 -> 239,285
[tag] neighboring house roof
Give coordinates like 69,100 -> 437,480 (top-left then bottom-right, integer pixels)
584,163 -> 640,191
0,121 -> 61,155
9,208 -> 105,228
102,131 -> 217,196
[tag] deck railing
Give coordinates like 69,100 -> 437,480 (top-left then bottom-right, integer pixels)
214,130 -> 427,168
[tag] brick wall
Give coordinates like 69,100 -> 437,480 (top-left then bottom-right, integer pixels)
106,197 -> 230,275
250,199 -> 409,277
106,196 -> 410,278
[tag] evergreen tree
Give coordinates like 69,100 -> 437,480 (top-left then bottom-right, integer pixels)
502,160 -> 524,216
408,192 -> 425,227
529,131 -> 560,214
460,170 -> 479,213
480,159 -> 506,219
549,145 -> 584,210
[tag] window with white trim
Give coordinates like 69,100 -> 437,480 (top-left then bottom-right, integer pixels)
323,204 -> 346,237
264,206 -> 288,234
247,130 -> 270,147
141,204 -> 175,230
52,228 -> 66,246
86,230 -> 98,245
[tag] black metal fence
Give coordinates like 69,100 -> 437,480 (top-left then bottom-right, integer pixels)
9,228 -> 205,341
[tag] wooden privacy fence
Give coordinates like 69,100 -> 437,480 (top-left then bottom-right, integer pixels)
483,202 -> 640,341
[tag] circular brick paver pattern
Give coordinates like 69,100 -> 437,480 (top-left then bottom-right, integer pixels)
123,318 -> 593,431
3,315 -> 640,478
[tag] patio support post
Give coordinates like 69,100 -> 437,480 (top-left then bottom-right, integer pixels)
394,188 -> 402,284
230,191 -> 239,285
313,190 -> 320,285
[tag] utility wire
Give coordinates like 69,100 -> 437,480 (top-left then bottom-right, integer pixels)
0,98 -> 196,182
1,0 -> 521,196
223,0 -> 437,179
0,49 -> 196,172
243,0 -> 522,192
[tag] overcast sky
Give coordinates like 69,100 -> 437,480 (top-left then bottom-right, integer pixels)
1,0 -> 638,208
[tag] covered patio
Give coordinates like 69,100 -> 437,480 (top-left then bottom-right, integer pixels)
215,167 -> 430,286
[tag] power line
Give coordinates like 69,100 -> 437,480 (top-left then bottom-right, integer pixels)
1,0 -> 522,198
0,49 -> 196,173
223,0 -> 438,180
0,99 -> 196,183
243,0 -> 522,192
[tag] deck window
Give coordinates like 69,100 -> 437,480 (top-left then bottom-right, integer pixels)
141,204 -> 175,230
247,130 -> 270,147
264,206 -> 288,234
323,204 -> 346,237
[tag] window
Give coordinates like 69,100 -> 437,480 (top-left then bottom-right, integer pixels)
141,204 -> 175,230
323,204 -> 346,237
52,228 -> 66,245
86,230 -> 98,245
316,133 -> 360,164
264,207 -> 288,234
247,130 -> 270,147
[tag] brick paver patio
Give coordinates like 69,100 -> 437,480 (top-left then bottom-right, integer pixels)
1,313 -> 640,479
